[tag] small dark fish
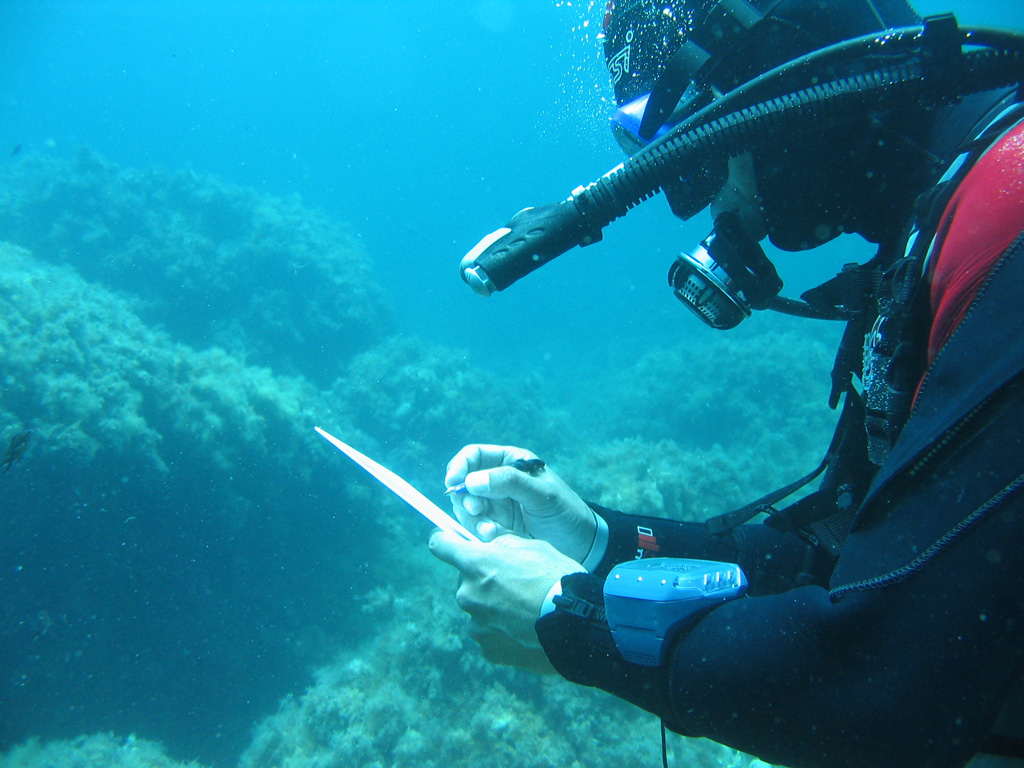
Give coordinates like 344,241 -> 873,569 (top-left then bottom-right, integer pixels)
509,458 -> 546,476
444,457 -> 546,496
10,144 -> 21,156
1,431 -> 31,472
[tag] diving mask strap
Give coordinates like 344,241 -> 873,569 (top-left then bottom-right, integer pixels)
640,40 -> 712,140
640,0 -> 776,140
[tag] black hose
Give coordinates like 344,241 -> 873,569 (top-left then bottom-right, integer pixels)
459,24 -> 1024,296
768,296 -> 848,320
649,25 -> 1024,158
572,29 -> 1024,231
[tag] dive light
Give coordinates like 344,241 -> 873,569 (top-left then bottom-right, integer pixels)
459,196 -> 604,296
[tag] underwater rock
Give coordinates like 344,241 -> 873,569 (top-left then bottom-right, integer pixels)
328,335 -> 571,490
0,241 -> 386,764
0,242 -> 330,475
0,148 -> 395,384
554,437 -> 764,521
563,318 -> 842,508
0,732 -> 207,768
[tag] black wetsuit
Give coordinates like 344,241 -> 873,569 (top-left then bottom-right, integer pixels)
537,121 -> 1024,768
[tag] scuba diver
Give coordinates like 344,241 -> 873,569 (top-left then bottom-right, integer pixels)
429,1 -> 1024,767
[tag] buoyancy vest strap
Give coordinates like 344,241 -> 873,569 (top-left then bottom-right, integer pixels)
704,388 -> 859,537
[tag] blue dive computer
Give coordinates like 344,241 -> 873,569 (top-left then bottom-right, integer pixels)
604,558 -> 748,666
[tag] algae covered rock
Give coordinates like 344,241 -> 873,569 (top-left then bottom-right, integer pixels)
0,241 -> 327,475
0,241 -> 384,762
328,335 -> 571,489
0,733 -> 206,768
565,319 -> 841,512
554,437 -> 765,521
0,149 -> 394,383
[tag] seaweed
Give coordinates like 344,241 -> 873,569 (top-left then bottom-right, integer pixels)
0,149 -> 395,384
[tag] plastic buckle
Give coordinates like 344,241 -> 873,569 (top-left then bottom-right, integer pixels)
552,593 -> 607,624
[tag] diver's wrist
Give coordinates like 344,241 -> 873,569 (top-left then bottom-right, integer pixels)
580,509 -> 609,572
540,579 -> 563,617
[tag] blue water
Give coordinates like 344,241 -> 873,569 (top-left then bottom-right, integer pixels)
4,1 -> 1022,371
2,2 -> 1023,766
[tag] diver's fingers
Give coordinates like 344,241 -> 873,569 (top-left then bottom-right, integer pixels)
453,493 -> 487,519
452,502 -> 519,541
453,494 -> 524,535
463,464 -> 555,507
444,444 -> 538,488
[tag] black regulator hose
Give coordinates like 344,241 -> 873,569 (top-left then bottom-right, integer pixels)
459,21 -> 1024,297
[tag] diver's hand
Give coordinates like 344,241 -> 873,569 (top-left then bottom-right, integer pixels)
445,444 -> 599,563
429,531 -> 584,674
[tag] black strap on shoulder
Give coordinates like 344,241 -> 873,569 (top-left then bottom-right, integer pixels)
704,388 -> 859,537
760,487 -> 858,556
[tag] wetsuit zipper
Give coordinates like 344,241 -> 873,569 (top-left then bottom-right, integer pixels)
830,231 -> 1024,599
829,470 -> 1024,598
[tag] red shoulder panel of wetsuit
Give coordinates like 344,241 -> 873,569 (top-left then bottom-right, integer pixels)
927,119 -> 1024,363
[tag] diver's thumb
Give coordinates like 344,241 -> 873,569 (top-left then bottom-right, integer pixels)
428,529 -> 480,570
